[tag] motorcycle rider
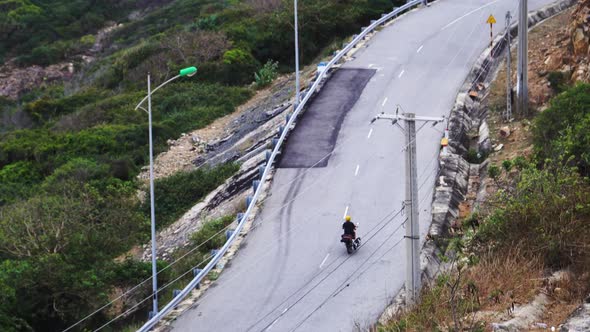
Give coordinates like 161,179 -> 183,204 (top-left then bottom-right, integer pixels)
342,215 -> 356,240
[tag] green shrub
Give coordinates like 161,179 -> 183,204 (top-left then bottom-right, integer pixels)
466,148 -> 483,164
79,34 -> 96,46
143,163 -> 240,229
512,156 -> 528,170
42,158 -> 109,188
196,14 -> 219,30
534,83 -> 590,175
478,163 -> 590,268
3,0 -> 133,66
23,88 -> 107,124
0,161 -> 43,205
0,178 -> 145,330
487,164 -> 500,180
189,215 -> 235,251
156,215 -> 235,306
547,71 -> 568,94
254,60 -> 279,88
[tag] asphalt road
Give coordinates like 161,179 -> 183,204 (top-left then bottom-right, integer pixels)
172,0 -> 555,331
279,68 -> 375,168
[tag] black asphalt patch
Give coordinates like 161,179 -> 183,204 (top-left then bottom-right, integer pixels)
278,68 -> 375,168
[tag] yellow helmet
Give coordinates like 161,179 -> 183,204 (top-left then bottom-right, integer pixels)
345,215 -> 351,222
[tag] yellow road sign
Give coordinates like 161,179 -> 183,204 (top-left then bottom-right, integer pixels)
486,14 -> 497,25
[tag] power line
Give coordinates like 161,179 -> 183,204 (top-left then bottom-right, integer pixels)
88,145 -> 402,331
256,210 -> 406,332
93,253 -> 214,332
265,3 -> 523,330
289,233 -> 406,332
63,126 -> 382,331
80,3 -> 510,330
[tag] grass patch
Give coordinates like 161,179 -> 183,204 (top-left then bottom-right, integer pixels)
380,252 -> 543,332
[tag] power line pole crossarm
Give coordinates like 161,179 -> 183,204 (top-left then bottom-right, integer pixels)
371,111 -> 444,305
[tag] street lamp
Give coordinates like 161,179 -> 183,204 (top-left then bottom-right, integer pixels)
134,66 -> 197,317
294,0 -> 300,109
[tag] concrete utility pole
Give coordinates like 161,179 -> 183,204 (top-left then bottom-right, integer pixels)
506,11 -> 513,121
294,0 -> 300,109
372,111 -> 444,304
517,0 -> 528,116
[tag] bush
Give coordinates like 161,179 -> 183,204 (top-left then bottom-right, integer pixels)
466,148 -> 484,164
142,163 -> 240,229
156,215 -> 235,307
0,161 -> 43,205
478,163 -> 590,268
254,60 -> 279,88
547,71 -> 569,94
23,88 -> 107,124
196,14 -> 219,30
0,179 -> 145,330
487,164 -> 500,180
3,0 -> 133,66
534,83 -> 590,175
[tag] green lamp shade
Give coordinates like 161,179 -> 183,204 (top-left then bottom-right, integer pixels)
179,66 -> 197,77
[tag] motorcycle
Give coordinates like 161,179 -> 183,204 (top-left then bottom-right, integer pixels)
341,226 -> 361,254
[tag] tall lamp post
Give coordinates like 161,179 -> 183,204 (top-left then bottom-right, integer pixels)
134,66 -> 197,317
294,0 -> 300,109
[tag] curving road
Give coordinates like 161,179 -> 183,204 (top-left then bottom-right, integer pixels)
172,0 -> 554,331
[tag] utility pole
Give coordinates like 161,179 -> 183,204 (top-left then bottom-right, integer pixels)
294,0 -> 300,110
372,111 -> 444,304
147,73 -> 158,316
517,0 -> 528,116
506,11 -> 513,121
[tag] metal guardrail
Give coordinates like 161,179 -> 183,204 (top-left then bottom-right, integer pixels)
137,1 -> 423,330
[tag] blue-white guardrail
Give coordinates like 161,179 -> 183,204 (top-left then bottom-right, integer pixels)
137,1 -> 423,330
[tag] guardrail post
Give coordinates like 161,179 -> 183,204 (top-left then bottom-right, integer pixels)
258,165 -> 265,179
278,126 -> 285,136
225,229 -> 235,240
271,138 -> 279,148
173,289 -> 181,298
210,249 -> 219,257
265,149 -> 272,162
246,195 -> 253,207
252,180 -> 260,192
192,268 -> 203,289
236,213 -> 244,224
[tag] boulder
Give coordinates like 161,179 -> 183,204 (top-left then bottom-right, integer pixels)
572,27 -> 588,55
499,126 -> 511,138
